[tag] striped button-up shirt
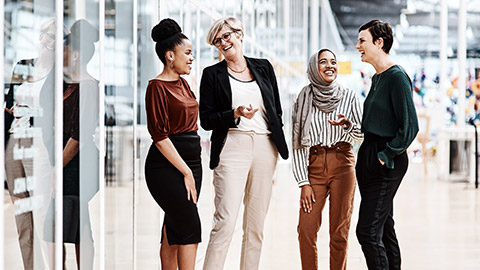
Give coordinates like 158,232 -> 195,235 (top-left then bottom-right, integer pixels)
293,88 -> 363,187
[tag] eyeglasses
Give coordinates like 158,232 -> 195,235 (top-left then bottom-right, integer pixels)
213,31 -> 237,47
43,32 -> 55,41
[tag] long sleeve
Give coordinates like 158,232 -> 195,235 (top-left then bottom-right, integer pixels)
199,67 -> 238,131
293,148 -> 310,187
267,60 -> 284,126
291,87 -> 362,187
377,70 -> 419,169
344,89 -> 363,142
145,84 -> 170,142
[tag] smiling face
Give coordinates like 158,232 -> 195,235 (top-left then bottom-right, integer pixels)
355,29 -> 384,64
168,38 -> 194,75
40,30 -> 56,51
318,50 -> 337,84
213,26 -> 243,59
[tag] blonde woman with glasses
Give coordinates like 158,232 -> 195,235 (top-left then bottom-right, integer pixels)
199,17 -> 289,270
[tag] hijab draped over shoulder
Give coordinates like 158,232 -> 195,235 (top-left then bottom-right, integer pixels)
292,51 -> 346,149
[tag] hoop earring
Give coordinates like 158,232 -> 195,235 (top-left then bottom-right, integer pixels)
170,60 -> 174,69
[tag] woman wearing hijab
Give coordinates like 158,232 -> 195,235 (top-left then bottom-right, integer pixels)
292,49 -> 363,270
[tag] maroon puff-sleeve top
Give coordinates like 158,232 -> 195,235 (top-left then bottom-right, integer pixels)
64,83 -> 80,141
145,77 -> 198,142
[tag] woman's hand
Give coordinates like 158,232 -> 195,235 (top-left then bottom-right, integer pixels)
184,171 -> 198,204
154,139 -> 198,204
234,104 -> 259,120
328,113 -> 350,129
4,106 -> 14,115
300,185 -> 315,213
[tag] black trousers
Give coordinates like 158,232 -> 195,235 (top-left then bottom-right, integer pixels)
355,134 -> 408,270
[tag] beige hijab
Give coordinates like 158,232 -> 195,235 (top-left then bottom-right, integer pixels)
292,50 -> 346,149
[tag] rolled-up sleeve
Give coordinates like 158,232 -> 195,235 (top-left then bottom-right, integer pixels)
146,84 -> 169,142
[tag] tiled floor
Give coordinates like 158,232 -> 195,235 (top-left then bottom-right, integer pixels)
4,158 -> 480,269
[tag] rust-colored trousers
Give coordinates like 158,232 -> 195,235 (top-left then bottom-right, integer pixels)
298,142 -> 356,270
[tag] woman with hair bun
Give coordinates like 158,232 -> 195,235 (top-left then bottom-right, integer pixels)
144,18 -> 201,269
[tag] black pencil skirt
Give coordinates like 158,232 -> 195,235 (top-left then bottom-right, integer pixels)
145,132 -> 202,245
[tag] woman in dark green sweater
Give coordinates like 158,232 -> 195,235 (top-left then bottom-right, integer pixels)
354,20 -> 419,270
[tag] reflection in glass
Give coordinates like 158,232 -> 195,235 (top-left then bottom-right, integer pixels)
4,18 -> 60,270
42,19 -> 99,269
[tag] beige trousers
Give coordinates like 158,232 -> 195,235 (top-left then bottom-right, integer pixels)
203,130 -> 279,270
5,137 -> 35,270
5,137 -> 51,270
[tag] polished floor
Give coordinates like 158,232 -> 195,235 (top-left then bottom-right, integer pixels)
3,157 -> 480,269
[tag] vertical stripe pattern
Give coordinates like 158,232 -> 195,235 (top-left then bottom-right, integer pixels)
293,88 -> 363,187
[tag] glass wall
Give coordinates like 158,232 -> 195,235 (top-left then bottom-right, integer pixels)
1,0 -> 321,268
3,1 -> 58,268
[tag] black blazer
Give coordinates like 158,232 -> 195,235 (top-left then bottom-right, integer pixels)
4,59 -> 36,149
199,56 -> 289,169
4,59 -> 55,165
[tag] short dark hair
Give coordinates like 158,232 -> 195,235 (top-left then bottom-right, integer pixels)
358,20 -> 393,54
151,18 -> 188,65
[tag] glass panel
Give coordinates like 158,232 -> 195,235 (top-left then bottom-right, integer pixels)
62,0 -> 101,268
3,0 -> 57,269
136,0 -> 161,268
104,0 -> 135,268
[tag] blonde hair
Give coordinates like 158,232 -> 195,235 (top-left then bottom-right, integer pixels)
206,17 -> 244,45
39,18 -> 67,38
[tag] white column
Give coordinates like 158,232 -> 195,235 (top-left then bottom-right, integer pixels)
310,0 -> 319,53
75,0 -> 86,19
196,8 -> 201,91
180,0 -> 184,28
284,0 -> 290,61
320,0 -> 326,48
439,0 -> 448,110
241,0 -> 246,24
0,0 -> 4,266
250,0 -> 255,55
457,0 -> 466,128
184,3 -> 192,48
99,0 -> 106,267
55,0 -> 65,269
303,0 -> 308,61
131,0 -> 137,269
159,0 -> 167,20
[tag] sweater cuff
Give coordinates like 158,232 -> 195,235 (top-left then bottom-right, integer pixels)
377,150 -> 394,169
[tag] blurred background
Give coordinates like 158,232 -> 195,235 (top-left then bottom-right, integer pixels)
2,0 -> 480,269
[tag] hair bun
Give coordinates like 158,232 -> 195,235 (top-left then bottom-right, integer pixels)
70,19 -> 99,43
151,18 -> 182,42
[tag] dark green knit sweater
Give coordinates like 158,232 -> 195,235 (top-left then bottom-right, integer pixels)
362,65 -> 419,169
